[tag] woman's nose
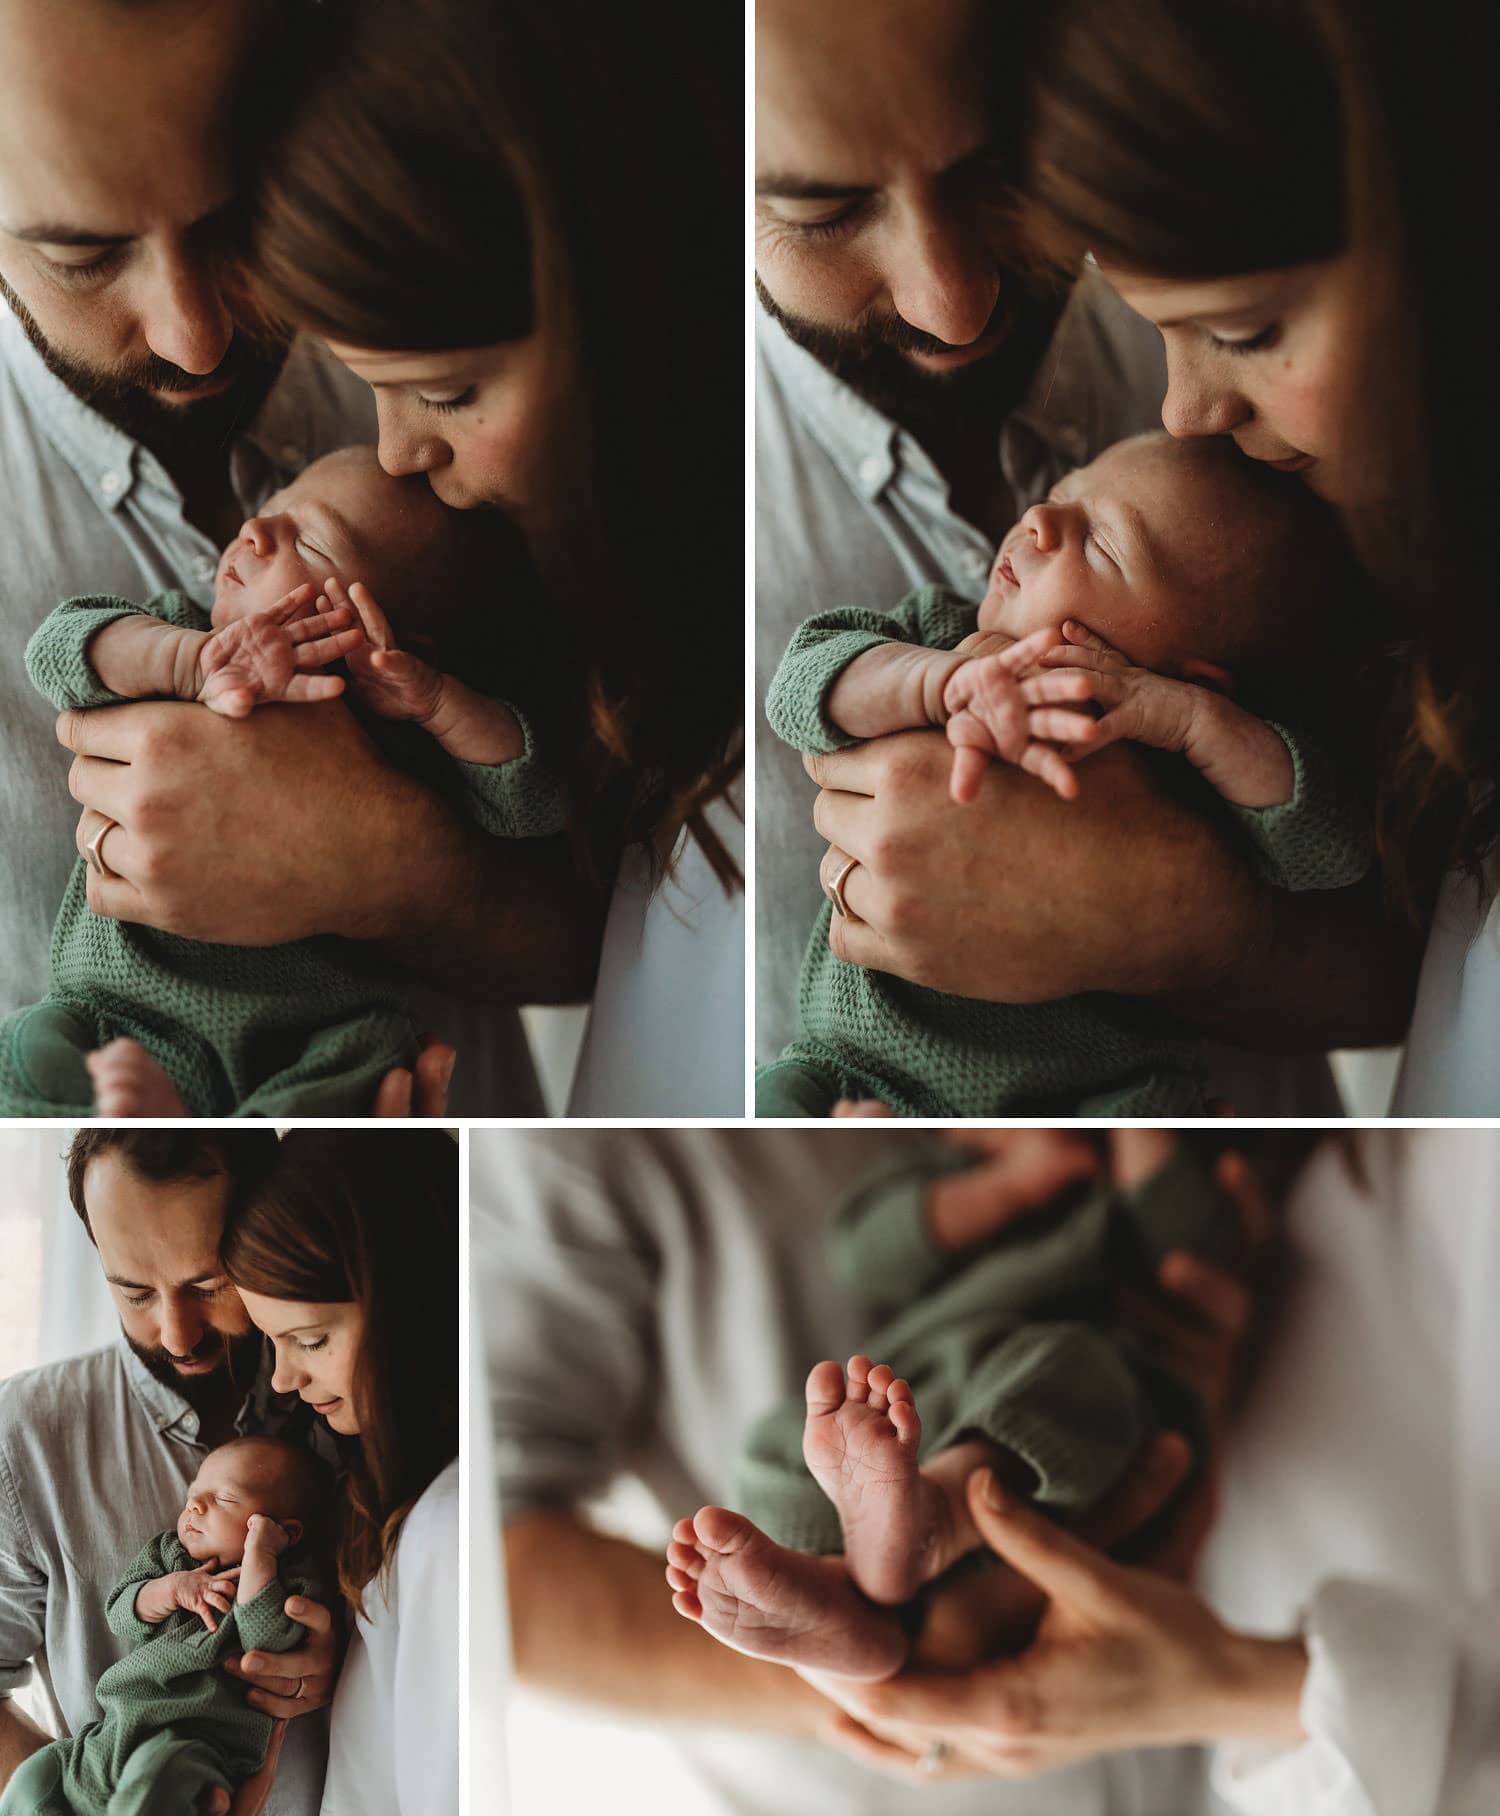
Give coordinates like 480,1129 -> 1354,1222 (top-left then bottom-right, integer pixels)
1160,357 -> 1253,440
270,1352 -> 302,1395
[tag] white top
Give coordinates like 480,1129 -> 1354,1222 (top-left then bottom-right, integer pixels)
1390,857 -> 1500,1114
1200,1132 -> 1500,1815
753,273 -> 1341,1115
320,1459 -> 459,1816
0,301 -> 540,1116
566,786 -> 745,1116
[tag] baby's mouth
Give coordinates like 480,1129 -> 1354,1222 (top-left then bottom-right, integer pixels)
996,550 -> 1019,587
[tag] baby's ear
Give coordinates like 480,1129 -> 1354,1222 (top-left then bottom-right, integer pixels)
1181,657 -> 1237,697
282,1518 -> 304,1546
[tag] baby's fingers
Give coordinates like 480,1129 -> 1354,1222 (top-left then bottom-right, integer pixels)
1026,708 -> 1100,746
292,625 -> 366,668
1018,741 -> 1080,800
1060,619 -> 1128,661
347,581 -> 396,652
994,624 -> 1063,674
283,675 -> 346,704
1018,670 -> 1098,705
264,582 -> 320,624
285,606 -> 356,645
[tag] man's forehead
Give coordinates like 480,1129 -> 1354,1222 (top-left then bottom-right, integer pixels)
0,0 -> 250,237
755,0 -> 998,187
86,1155 -> 230,1273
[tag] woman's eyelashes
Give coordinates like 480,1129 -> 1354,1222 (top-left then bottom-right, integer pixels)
1209,323 -> 1282,356
420,388 -> 478,414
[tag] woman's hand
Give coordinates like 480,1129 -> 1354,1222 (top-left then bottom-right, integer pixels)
222,1595 -> 338,1717
806,730 -> 1264,1000
817,1468 -> 1307,1784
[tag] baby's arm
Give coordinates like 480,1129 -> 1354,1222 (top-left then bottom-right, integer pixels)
766,586 -> 988,753
236,1515 -> 293,1607
330,578 -> 525,764
133,1562 -> 243,1633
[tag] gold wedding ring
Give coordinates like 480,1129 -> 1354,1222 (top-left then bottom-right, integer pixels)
85,817 -> 121,881
827,856 -> 858,919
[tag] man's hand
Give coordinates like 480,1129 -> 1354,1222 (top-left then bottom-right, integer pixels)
59,697 -> 461,945
222,1595 -> 337,1718
807,729 -> 1261,1001
196,1721 -> 287,1816
195,586 -> 364,719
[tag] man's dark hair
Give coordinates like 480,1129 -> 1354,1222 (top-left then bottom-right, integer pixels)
65,1131 -> 281,1243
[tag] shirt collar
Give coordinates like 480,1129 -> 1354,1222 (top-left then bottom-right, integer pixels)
0,300 -> 140,512
116,1330 -> 282,1444
755,264 -> 1124,504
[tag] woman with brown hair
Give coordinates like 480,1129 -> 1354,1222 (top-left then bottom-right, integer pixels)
240,0 -> 743,1116
221,1129 -> 459,1816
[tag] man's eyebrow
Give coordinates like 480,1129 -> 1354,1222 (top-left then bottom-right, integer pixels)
106,1271 -> 226,1291
4,223 -> 135,248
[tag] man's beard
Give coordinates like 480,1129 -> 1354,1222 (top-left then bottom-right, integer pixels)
0,270 -> 289,461
127,1326 -> 265,1414
755,273 -> 1070,447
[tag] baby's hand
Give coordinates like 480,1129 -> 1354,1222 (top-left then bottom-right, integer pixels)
325,577 -> 446,726
196,584 -> 365,718
168,1561 -> 242,1633
942,625 -> 1100,803
244,1515 -> 293,1560
1038,620 -> 1295,806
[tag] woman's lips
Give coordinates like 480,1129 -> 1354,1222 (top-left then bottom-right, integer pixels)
308,1396 -> 342,1414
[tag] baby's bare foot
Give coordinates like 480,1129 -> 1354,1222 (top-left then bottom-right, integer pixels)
665,1505 -> 905,1681
87,1040 -> 188,1117
803,1356 -> 950,1605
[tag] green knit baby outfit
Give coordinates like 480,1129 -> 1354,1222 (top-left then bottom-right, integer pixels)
757,586 -> 1373,1116
1,592 -> 563,1117
0,1532 -> 321,1816
737,1142 -> 1234,1554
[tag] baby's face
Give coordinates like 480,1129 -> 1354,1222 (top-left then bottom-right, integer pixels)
176,1447 -> 293,1565
211,447 -> 451,630
977,436 -> 1261,675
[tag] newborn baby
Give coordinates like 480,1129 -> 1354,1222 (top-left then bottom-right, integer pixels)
759,432 -> 1373,1117
0,1437 -> 331,1816
1,445 -> 561,1118
668,1130 -> 1230,1685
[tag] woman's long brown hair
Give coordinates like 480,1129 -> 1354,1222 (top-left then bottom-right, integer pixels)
241,0 -> 743,891
1020,0 -> 1500,921
222,1130 -> 459,1618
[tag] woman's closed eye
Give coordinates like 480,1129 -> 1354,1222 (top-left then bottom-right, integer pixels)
419,388 -> 477,414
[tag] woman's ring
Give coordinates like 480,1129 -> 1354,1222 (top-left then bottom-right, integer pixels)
827,856 -> 858,919
918,1739 -> 952,1776
85,817 -> 121,881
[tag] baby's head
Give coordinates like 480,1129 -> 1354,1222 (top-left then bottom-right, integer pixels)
211,445 -> 503,655
175,1436 -> 332,1565
980,432 -> 1361,698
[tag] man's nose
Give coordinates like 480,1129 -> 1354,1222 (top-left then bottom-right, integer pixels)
160,1298 -> 204,1358
885,210 -> 999,349
139,246 -> 235,378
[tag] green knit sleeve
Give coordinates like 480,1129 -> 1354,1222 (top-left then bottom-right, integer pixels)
104,1531 -> 182,1644
827,1143 -> 977,1305
24,591 -> 210,711
764,585 -> 980,753
450,698 -> 565,839
227,1553 -> 328,1657
1229,721 -> 1374,891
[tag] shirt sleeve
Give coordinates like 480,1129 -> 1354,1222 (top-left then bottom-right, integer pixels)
474,1138 -> 660,1520
825,1144 -> 974,1305
103,1532 -> 179,1645
1227,722 -> 1374,892
23,591 -> 209,711
1211,1578 -> 1500,1816
764,584 -> 979,753
449,697 -> 566,840
0,1426 -> 44,1697
390,1466 -> 458,1816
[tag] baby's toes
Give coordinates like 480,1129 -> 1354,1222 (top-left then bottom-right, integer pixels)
889,1396 -> 922,1448
805,1359 -> 847,1419
665,1539 -> 705,1578
844,1355 -> 873,1403
865,1363 -> 895,1412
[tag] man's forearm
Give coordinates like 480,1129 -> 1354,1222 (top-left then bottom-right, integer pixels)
0,1695 -> 51,1789
376,828 -> 607,1005
1162,871 -> 1422,1052
504,1511 -> 830,1734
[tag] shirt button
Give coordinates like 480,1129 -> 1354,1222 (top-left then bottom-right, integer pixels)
99,470 -> 124,499
858,454 -> 885,488
280,443 -> 303,468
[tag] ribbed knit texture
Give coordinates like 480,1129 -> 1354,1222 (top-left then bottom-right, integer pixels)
759,587 -> 1373,1118
737,1145 -> 1238,1553
4,592 -> 561,1114
0,1532 -> 321,1816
